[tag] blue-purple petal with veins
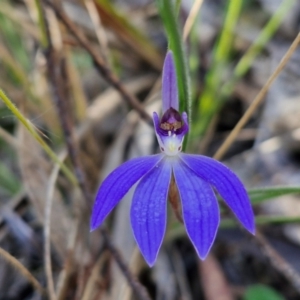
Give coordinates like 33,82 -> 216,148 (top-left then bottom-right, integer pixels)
173,158 -> 220,259
91,154 -> 163,231
90,50 -> 255,267
131,158 -> 172,266
162,51 -> 179,112
180,154 -> 255,234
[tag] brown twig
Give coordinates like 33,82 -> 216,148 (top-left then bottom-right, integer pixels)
254,231 -> 300,294
42,4 -> 152,300
44,162 -> 61,300
43,0 -> 152,123
56,219 -> 79,300
102,228 -> 152,300
199,254 -> 234,300
81,248 -> 108,300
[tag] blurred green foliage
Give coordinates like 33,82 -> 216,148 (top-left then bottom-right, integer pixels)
243,284 -> 285,300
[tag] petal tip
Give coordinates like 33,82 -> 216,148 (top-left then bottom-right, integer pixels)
241,210 -> 255,235
198,249 -> 209,261
184,210 -> 219,263
247,223 -> 256,235
90,218 -> 99,232
145,257 -> 156,268
166,50 -> 174,59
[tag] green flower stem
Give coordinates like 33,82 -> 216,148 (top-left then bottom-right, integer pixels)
156,0 -> 191,150
155,0 -> 191,114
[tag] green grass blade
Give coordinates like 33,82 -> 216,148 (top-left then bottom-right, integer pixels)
0,160 -> 21,195
249,186 -> 300,205
243,284 -> 285,300
0,5 -> 30,71
0,89 -> 78,186
193,0 -> 295,139
215,0 -> 243,65
220,0 -> 296,98
167,213 -> 300,241
34,0 -> 48,48
234,0 -> 295,78
193,0 -> 242,138
221,215 -> 300,228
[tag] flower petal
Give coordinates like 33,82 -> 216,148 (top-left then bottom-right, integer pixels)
173,158 -> 220,259
162,51 -> 178,112
91,155 -> 163,231
130,158 -> 172,266
180,154 -> 255,234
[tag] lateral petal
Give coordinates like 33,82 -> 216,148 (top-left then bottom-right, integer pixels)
180,154 -> 255,234
91,155 -> 163,231
173,159 -> 220,259
131,158 -> 172,266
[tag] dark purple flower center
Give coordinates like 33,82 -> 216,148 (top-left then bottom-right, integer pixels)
160,107 -> 183,133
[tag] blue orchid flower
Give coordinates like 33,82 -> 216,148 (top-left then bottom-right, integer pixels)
91,51 -> 255,266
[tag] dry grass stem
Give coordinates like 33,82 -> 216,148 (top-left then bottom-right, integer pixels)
84,0 -> 109,61
0,3 -> 40,39
183,0 -> 203,41
44,153 -> 67,300
65,49 -> 88,122
0,247 -> 45,294
199,254 -> 234,300
56,218 -> 80,300
44,0 -> 152,122
214,32 -> 300,160
81,251 -> 108,300
46,6 -> 63,51
255,232 -> 300,293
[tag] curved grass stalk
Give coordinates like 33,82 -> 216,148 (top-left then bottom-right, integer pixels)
44,154 -> 67,300
0,89 -> 78,186
183,0 -> 203,41
0,246 -> 45,294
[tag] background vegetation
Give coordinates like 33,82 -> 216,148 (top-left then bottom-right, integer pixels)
1,0 -> 300,299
